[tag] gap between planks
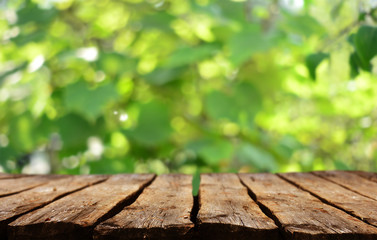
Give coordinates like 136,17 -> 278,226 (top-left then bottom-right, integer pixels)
4,174 -> 270,240
196,174 -> 280,240
313,171 -> 377,202
7,174 -> 156,240
239,173 -> 377,240
0,175 -> 75,198
237,174 -> 286,238
3,171 -> 377,240
94,174 -> 195,240
353,171 -> 377,183
88,174 -> 157,234
0,175 -> 109,240
278,172 -> 377,228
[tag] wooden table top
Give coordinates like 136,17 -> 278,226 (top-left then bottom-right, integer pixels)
0,171 -> 376,240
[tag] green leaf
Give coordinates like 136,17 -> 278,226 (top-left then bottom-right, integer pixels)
64,81 -> 119,121
0,146 -> 17,165
229,28 -> 271,66
352,26 -> 377,71
16,2 -> 57,25
198,140 -> 233,166
305,52 -> 329,80
333,160 -> 352,170
349,52 -> 361,77
281,14 -> 325,38
141,12 -> 175,32
236,143 -> 277,171
234,82 -> 262,119
371,8 -> 377,22
205,91 -> 239,121
163,44 -> 218,68
205,82 -> 262,122
8,112 -> 35,152
192,170 -> 200,196
331,1 -> 344,20
347,33 -> 355,45
274,135 -> 303,160
57,113 -> 102,152
88,157 -> 135,174
97,53 -> 136,76
127,101 -> 172,146
11,31 -> 46,46
144,67 -> 184,86
186,138 -> 233,166
358,12 -> 367,22
216,1 -> 246,22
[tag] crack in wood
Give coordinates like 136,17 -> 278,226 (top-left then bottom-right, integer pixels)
1,176 -> 109,240
3,172 -> 377,240
312,171 -> 377,202
278,173 -> 377,230
93,174 -> 193,240
353,171 -> 377,183
239,173 -> 377,240
238,175 -> 287,240
92,174 -> 156,229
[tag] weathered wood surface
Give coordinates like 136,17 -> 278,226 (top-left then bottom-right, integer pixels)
0,171 -> 377,240
0,175 -> 65,197
354,171 -> 377,182
197,173 -> 279,240
0,175 -> 107,239
313,171 -> 377,201
239,173 -> 377,240
94,174 -> 193,240
280,172 -> 377,227
8,174 -> 154,240
0,173 -> 33,180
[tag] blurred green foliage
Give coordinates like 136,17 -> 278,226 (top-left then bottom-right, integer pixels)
1,0 -> 377,175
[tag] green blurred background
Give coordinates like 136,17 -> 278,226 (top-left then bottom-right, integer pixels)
1,0 -> 377,175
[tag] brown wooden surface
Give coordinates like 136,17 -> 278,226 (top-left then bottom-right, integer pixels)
0,175 -> 107,239
239,173 -> 377,240
8,174 -> 154,240
0,175 -> 65,197
197,173 -> 279,240
0,173 -> 33,180
280,172 -> 377,227
313,171 -> 377,201
94,174 -> 193,240
354,171 -> 377,182
0,171 -> 376,239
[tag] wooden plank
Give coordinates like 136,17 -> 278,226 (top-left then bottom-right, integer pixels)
353,171 -> 377,183
0,173 -> 33,180
8,174 -> 155,240
0,175 -> 66,197
0,175 -> 107,239
94,174 -> 194,240
239,173 -> 377,240
280,172 -> 377,227
313,171 -> 377,201
197,173 -> 279,240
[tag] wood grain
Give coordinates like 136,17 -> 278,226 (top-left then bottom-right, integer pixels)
0,175 -> 66,197
197,173 -> 279,240
313,171 -> 377,201
8,174 -> 154,240
94,174 -> 194,240
0,175 -> 107,239
0,173 -> 33,180
239,173 -> 377,240
280,172 -> 377,227
353,171 -> 377,182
